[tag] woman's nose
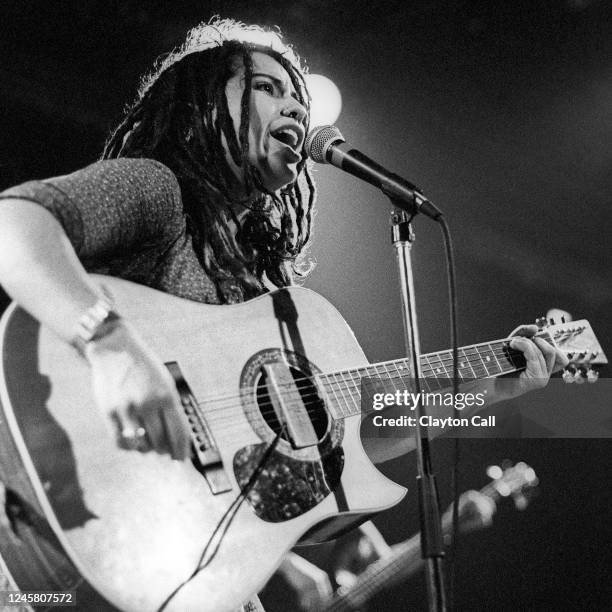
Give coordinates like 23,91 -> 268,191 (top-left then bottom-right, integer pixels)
281,97 -> 307,124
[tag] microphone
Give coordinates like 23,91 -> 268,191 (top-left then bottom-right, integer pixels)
305,125 -> 442,220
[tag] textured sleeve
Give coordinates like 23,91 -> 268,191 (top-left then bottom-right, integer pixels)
0,158 -> 186,260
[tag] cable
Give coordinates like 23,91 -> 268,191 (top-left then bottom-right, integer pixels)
437,215 -> 460,611
156,431 -> 283,612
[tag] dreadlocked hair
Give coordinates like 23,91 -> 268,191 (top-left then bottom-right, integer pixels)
102,18 -> 316,302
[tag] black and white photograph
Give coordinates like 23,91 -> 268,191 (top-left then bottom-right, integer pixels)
0,2 -> 610,611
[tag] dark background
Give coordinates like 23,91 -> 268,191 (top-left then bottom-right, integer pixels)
1,1 -> 611,610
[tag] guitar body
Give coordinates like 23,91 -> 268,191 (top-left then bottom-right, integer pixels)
0,276 -> 406,612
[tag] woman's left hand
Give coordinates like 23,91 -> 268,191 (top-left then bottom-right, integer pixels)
496,324 -> 569,399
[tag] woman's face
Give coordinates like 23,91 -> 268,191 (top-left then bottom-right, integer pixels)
224,51 -> 308,194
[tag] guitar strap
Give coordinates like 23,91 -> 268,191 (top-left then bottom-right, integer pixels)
271,291 -> 308,370
271,291 -> 349,513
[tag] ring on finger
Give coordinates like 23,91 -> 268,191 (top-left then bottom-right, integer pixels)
120,426 -> 149,450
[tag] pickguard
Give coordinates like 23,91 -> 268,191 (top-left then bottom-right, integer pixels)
233,444 -> 344,522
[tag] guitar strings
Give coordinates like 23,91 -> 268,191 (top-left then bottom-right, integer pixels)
186,344 -> 524,421
187,358 -> 525,432
168,340 -> 526,438
181,354 -> 527,434
188,341 -> 523,411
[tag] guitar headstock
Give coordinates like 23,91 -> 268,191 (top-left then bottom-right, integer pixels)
486,460 -> 539,511
535,317 -> 607,384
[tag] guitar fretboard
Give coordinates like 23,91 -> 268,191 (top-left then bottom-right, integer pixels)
319,339 -> 526,419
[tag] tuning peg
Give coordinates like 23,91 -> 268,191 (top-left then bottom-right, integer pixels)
546,308 -> 573,324
535,317 -> 548,329
574,370 -> 586,384
587,369 -> 599,384
562,368 -> 575,383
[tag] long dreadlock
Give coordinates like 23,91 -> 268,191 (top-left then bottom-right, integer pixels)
102,19 -> 316,301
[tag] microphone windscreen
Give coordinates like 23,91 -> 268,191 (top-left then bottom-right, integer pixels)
304,125 -> 345,163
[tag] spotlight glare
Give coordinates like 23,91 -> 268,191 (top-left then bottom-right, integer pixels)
305,74 -> 342,127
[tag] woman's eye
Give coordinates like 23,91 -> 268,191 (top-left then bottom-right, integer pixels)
254,82 -> 275,95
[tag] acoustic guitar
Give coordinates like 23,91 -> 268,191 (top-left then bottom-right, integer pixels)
0,276 -> 605,611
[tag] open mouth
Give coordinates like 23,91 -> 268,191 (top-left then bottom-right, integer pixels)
271,127 -> 301,151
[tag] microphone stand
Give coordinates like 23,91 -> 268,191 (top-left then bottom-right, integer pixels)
391,206 -> 447,612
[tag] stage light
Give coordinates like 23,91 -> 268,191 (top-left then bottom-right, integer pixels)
305,74 -> 342,127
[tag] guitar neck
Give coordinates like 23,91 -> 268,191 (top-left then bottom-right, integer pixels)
321,337 -> 526,419
322,534 -> 423,612
322,482 -> 506,612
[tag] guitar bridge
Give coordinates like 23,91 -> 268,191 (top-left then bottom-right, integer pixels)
165,362 -> 231,494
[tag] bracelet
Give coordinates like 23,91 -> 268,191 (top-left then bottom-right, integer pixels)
71,286 -> 119,356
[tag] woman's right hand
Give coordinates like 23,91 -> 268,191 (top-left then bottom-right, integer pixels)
84,319 -> 191,460
0,201 -> 189,461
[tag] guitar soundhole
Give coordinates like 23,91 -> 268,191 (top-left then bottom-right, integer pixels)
240,348 -> 344,453
255,367 -> 329,442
